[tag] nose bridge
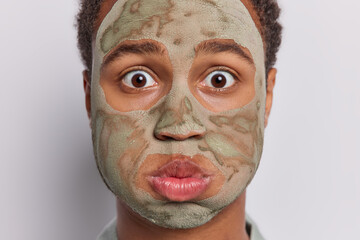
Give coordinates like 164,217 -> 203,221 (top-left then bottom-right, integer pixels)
154,95 -> 206,141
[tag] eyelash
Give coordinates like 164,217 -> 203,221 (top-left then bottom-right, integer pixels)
201,66 -> 241,92
116,66 -> 158,92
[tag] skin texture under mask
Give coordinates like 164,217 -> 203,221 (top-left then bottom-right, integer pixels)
91,0 -> 266,229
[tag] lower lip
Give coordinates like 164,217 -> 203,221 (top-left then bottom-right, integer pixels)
149,177 -> 211,202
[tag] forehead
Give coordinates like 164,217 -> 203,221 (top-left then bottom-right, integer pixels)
97,0 -> 263,59
94,0 -> 263,45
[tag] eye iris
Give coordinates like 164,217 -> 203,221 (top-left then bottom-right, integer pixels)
211,74 -> 226,88
131,73 -> 147,88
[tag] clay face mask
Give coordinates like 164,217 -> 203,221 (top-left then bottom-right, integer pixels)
91,0 -> 266,229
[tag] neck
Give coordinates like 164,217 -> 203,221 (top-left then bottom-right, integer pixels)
116,191 -> 250,240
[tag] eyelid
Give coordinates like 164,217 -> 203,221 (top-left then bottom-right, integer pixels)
199,66 -> 241,84
117,65 -> 158,82
213,66 -> 241,80
195,66 -> 242,94
116,66 -> 160,93
199,66 -> 241,89
117,66 -> 160,90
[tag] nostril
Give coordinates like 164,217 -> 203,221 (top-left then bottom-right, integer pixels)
154,131 -> 205,141
156,134 -> 173,141
193,133 -> 204,140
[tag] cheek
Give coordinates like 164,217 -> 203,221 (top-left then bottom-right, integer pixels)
199,109 -> 261,182
97,113 -> 149,189
209,113 -> 258,158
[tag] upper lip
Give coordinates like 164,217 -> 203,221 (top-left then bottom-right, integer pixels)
150,155 -> 213,179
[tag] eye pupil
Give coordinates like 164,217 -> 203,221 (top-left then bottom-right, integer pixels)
211,74 -> 226,88
131,73 -> 147,88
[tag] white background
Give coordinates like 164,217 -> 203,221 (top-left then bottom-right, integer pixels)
1,0 -> 359,239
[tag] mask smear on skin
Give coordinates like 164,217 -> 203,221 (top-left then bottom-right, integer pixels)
91,0 -> 266,229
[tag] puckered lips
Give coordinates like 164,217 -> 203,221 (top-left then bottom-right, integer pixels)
147,156 -> 213,202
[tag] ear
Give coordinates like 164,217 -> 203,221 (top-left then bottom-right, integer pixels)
83,70 -> 92,126
265,68 -> 277,128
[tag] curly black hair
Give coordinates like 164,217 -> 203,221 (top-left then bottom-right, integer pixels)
76,0 -> 282,75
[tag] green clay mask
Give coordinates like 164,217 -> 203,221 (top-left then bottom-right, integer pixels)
91,0 -> 265,229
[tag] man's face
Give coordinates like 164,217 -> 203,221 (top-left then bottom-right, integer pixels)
90,0 -> 266,229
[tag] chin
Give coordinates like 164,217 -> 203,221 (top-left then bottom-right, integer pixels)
130,198 -> 222,229
112,179 -> 249,229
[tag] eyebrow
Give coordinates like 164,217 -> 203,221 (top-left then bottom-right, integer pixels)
102,40 -> 254,68
102,41 -> 166,67
195,40 -> 254,65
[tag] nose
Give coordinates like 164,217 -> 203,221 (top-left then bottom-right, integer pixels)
154,97 -> 206,141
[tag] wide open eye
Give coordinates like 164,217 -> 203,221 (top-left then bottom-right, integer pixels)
122,70 -> 157,88
202,70 -> 237,89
